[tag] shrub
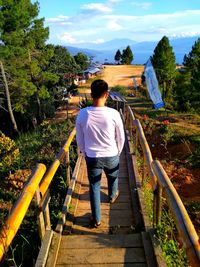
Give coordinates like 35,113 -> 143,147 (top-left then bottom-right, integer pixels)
111,85 -> 127,96
0,132 -> 20,173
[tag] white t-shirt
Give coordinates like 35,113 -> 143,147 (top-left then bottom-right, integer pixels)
76,106 -> 125,157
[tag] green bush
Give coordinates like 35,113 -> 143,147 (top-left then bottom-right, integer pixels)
111,85 -> 127,96
0,132 -> 20,173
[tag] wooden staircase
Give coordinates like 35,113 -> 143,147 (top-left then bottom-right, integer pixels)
45,150 -> 158,267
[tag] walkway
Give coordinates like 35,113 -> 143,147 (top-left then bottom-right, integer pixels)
46,149 -> 158,266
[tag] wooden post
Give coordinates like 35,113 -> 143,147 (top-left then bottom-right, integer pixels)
116,101 -> 119,111
44,204 -> 51,230
135,130 -> 138,155
66,150 -> 70,187
155,184 -> 163,225
35,189 -> 46,240
142,156 -> 146,185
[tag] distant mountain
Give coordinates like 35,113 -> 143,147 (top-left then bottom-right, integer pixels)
66,36 -> 200,65
72,38 -> 136,51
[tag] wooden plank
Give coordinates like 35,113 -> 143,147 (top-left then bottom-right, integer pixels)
56,264 -> 147,267
57,247 -> 146,265
141,232 -> 158,267
77,202 -> 132,211
35,230 -> 53,267
74,211 -> 134,227
46,232 -> 62,267
59,233 -> 143,249
79,193 -> 130,202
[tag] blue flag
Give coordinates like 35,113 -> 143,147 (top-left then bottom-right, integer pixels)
144,59 -> 164,109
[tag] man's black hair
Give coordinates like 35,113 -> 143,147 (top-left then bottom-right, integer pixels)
91,79 -> 108,99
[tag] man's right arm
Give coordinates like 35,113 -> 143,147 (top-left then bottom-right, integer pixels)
115,113 -> 125,155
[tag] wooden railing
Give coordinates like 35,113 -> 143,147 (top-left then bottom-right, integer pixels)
124,104 -> 200,267
0,128 -> 77,262
0,103 -> 199,266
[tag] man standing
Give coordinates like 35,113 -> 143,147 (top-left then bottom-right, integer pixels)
76,79 -> 125,227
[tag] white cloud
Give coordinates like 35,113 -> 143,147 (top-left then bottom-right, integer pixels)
58,32 -> 105,45
91,38 -> 105,44
108,0 -> 123,3
170,31 -> 200,38
81,3 -> 112,13
131,2 -> 152,10
46,8 -> 200,44
107,20 -> 123,30
59,32 -> 78,44
46,15 -> 72,25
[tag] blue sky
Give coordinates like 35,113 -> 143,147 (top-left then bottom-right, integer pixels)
33,0 -> 200,46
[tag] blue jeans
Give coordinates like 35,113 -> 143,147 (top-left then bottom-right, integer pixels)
85,155 -> 119,223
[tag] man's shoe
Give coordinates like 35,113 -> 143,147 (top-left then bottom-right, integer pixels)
89,217 -> 101,228
110,190 -> 119,204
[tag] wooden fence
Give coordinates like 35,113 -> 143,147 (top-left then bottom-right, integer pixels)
124,104 -> 200,267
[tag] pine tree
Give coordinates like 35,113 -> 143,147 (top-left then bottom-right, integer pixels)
182,38 -> 200,111
114,49 -> 121,64
151,36 -> 176,101
0,0 -> 58,124
121,46 -> 134,65
74,52 -> 90,71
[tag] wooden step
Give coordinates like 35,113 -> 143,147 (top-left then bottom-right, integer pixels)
56,234 -> 147,266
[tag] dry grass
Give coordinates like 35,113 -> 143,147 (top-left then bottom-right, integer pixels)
102,65 -> 144,87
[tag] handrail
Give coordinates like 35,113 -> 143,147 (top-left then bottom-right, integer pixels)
125,103 -> 200,266
125,105 -> 156,187
134,119 -> 156,186
0,127 -> 77,263
39,127 -> 76,197
0,164 -> 46,261
152,160 -> 200,267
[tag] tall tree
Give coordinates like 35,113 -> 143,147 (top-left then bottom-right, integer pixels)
74,52 -> 90,71
48,45 -> 79,86
114,49 -> 121,64
0,0 -> 58,124
181,38 -> 200,112
151,36 -> 176,101
121,46 -> 133,65
0,61 -> 19,133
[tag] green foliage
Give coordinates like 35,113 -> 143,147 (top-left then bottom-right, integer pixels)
48,45 -> 80,87
121,46 -> 134,65
187,136 -> 200,168
111,85 -> 127,96
156,209 -> 188,267
74,52 -> 90,71
0,0 -> 66,131
114,49 -> 122,63
151,36 -> 176,102
185,201 -> 200,233
0,131 -> 20,172
179,38 -> 200,113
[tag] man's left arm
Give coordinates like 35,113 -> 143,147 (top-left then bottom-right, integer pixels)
115,115 -> 125,154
